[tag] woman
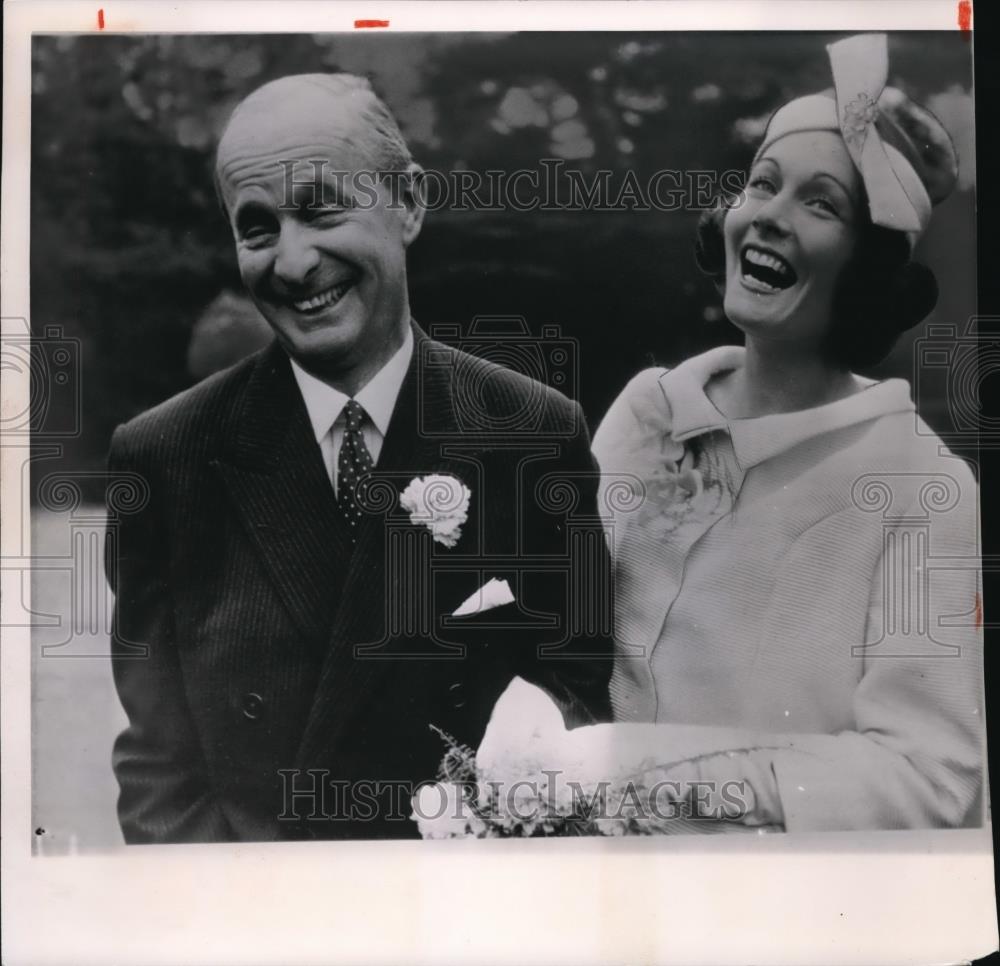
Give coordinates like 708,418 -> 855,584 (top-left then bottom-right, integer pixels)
589,34 -> 983,831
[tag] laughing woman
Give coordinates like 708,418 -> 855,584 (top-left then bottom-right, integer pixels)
590,35 -> 983,831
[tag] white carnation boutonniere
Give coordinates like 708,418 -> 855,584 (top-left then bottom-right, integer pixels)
399,474 -> 471,548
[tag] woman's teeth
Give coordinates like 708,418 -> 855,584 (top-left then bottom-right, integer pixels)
293,280 -> 352,312
744,274 -> 781,293
741,246 -> 796,291
746,248 -> 788,273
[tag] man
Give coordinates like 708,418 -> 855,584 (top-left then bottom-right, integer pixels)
106,73 -> 613,843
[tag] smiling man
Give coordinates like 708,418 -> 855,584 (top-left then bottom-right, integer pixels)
216,75 -> 419,394
105,73 -> 613,843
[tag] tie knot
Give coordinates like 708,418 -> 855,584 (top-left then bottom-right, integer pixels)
343,398 -> 366,432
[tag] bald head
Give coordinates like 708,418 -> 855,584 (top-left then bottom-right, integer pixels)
215,73 -> 413,212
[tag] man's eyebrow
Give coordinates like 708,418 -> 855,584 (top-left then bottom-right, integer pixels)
288,176 -> 351,209
234,199 -> 274,229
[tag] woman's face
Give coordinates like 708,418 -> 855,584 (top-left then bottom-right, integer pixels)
723,130 -> 862,351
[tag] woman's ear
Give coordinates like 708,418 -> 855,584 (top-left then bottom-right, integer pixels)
399,162 -> 427,247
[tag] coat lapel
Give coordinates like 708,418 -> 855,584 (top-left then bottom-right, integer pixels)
213,343 -> 353,647
295,323 -> 468,765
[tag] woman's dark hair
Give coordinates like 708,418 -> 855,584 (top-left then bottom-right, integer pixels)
694,197 -> 938,370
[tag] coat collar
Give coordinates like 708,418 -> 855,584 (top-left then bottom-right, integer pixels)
222,321 -> 449,468
659,345 -> 916,469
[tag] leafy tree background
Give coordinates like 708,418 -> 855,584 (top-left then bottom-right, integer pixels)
30,32 -> 976,496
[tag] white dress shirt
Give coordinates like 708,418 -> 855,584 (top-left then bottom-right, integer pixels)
290,328 -> 414,494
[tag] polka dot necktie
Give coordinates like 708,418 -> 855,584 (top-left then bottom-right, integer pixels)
337,398 -> 374,541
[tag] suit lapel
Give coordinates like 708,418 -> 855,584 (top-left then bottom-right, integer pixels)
296,324 -> 466,765
213,343 -> 353,647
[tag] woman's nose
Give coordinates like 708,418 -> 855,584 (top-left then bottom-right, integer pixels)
751,194 -> 792,238
273,222 -> 320,286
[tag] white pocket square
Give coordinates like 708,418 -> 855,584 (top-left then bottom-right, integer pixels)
451,578 -> 515,617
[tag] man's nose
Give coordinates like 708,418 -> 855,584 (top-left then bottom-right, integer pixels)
273,222 -> 320,286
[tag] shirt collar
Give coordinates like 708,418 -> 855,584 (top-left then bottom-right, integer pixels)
658,345 -> 916,469
290,326 -> 414,442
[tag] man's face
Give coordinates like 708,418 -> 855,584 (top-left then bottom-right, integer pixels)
216,90 -> 423,388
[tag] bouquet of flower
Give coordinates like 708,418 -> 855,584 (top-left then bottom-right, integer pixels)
410,678 -> 779,838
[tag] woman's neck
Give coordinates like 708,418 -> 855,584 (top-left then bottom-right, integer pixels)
711,337 -> 861,419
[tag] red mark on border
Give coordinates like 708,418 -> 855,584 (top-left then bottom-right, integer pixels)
958,0 -> 972,32
97,8 -> 104,28
355,19 -> 389,28
974,592 -> 983,630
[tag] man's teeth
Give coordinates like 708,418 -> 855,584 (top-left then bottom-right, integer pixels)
293,280 -> 352,312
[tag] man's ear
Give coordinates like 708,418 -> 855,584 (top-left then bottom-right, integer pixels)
399,162 -> 427,247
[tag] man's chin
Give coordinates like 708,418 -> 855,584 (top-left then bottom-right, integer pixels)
271,317 -> 363,368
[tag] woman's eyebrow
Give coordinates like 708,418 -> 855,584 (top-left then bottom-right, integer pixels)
753,158 -> 853,199
809,171 -> 855,201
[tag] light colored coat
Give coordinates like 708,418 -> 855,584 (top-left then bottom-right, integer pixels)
592,347 -> 984,830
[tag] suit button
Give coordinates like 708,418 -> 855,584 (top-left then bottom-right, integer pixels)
241,692 -> 265,721
448,681 -> 466,710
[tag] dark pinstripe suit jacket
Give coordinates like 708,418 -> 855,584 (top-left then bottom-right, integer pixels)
106,323 -> 613,842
